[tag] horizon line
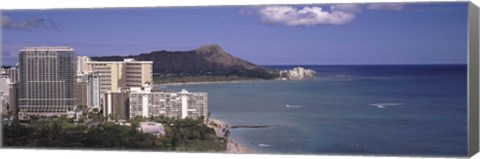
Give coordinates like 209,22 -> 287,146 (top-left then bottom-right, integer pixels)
2,63 -> 468,67
259,63 -> 468,66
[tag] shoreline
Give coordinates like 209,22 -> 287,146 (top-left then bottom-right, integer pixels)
156,79 -> 264,86
206,118 -> 252,153
154,77 -> 316,87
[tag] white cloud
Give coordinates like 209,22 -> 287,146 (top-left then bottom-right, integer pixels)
242,3 -> 406,26
330,4 -> 362,13
2,15 -> 60,31
258,5 -> 357,26
367,3 -> 404,11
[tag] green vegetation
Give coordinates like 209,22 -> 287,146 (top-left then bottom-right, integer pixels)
92,44 -> 280,81
153,75 -> 260,84
3,115 -> 226,152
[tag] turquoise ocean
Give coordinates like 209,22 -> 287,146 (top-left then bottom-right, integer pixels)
160,65 -> 467,156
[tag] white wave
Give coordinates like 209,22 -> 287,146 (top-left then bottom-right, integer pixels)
286,104 -> 303,108
370,103 -> 402,109
258,143 -> 271,147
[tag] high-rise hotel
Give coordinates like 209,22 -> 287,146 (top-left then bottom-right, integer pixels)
18,47 -> 77,120
85,58 -> 153,93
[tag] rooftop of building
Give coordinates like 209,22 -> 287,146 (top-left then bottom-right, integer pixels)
86,58 -> 153,64
138,122 -> 166,136
20,46 -> 75,51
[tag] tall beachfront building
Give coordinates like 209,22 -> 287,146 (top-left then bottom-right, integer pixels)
123,58 -> 153,88
129,85 -> 208,120
85,58 -> 152,94
18,47 -> 77,120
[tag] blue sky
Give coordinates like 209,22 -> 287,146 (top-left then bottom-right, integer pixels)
1,2 -> 468,65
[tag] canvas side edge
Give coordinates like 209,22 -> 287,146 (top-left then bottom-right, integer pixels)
468,1 -> 480,157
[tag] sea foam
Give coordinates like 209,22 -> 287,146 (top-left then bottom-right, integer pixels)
258,144 -> 271,147
286,104 -> 303,108
370,103 -> 403,109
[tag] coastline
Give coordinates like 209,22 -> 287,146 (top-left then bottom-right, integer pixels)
157,79 -> 265,153
154,75 -> 316,87
207,118 -> 252,153
156,79 -> 264,86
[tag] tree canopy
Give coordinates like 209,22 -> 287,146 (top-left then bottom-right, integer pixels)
3,115 -> 225,152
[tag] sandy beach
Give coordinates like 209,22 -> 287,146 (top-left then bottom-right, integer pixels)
207,118 -> 252,153
159,80 -> 259,153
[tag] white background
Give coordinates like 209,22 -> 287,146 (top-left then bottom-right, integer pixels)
0,0 -> 479,159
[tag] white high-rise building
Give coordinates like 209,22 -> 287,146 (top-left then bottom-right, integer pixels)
128,85 -> 207,120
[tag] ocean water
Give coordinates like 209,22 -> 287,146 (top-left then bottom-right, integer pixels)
160,65 -> 468,157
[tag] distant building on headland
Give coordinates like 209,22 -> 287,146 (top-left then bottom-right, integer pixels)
129,84 -> 208,120
279,67 -> 316,80
17,47 -> 77,121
